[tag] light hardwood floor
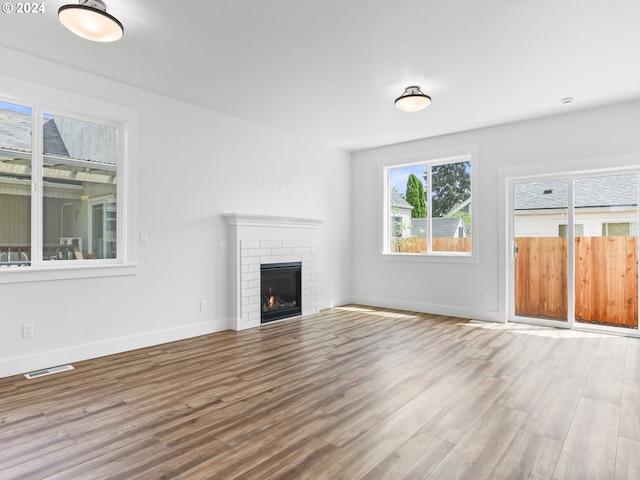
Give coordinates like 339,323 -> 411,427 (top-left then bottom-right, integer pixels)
1,305 -> 640,479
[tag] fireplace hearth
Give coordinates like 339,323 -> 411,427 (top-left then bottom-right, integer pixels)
261,262 -> 302,323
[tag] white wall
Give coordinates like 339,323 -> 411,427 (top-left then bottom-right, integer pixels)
351,100 -> 640,322
0,47 -> 352,378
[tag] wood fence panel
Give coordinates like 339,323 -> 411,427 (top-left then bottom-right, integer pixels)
515,237 -> 568,320
517,236 -> 638,328
433,237 -> 471,252
625,237 -> 638,326
392,237 -> 470,253
575,236 -> 638,327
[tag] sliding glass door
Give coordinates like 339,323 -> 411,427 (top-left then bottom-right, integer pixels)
510,171 -> 639,332
512,178 -> 570,325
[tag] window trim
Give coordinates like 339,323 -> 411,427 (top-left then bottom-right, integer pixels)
0,73 -> 139,283
377,144 -> 479,263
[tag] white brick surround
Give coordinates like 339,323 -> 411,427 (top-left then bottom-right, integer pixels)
224,214 -> 324,330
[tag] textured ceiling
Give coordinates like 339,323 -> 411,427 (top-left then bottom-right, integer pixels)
1,0 -> 639,151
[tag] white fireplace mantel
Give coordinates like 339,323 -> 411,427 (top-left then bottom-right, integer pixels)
224,213 -> 325,331
224,213 -> 325,230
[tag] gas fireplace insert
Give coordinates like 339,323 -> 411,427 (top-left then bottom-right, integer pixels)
260,262 -> 302,323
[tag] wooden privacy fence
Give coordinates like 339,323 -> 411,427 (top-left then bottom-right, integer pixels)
392,237 -> 471,253
515,236 -> 638,328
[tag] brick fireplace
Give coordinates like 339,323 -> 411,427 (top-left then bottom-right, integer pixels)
224,213 -> 324,331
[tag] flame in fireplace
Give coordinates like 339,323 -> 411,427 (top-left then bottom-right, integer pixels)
262,281 -> 298,314
268,287 -> 275,308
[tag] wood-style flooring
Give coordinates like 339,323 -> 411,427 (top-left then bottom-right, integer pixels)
1,305 -> 640,479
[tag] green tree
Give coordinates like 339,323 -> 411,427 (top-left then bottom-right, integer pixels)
405,173 -> 426,218
427,161 -> 471,217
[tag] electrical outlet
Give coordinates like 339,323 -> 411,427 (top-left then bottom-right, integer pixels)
23,323 -> 35,338
200,300 -> 207,311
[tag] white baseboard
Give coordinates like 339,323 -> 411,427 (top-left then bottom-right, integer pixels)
0,320 -> 227,379
318,296 -> 353,311
349,295 -> 502,323
0,298 -> 500,379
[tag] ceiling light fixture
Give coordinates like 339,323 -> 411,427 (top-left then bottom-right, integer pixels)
394,86 -> 431,112
58,0 -> 124,42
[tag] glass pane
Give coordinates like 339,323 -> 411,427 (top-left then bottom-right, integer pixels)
431,161 -> 471,252
513,179 -> 568,321
559,224 -> 584,237
388,165 -> 427,253
602,222 -> 631,236
0,101 -> 32,268
575,174 -> 638,329
42,114 -> 117,261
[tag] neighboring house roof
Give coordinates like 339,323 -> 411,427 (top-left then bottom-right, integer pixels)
514,176 -> 638,210
411,218 -> 427,237
0,109 -> 69,157
1,107 -> 117,191
449,197 -> 471,214
0,109 -> 32,154
390,190 -> 414,211
410,217 -> 465,238
43,118 -> 70,157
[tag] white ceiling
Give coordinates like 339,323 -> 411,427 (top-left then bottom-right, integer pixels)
1,0 -> 639,151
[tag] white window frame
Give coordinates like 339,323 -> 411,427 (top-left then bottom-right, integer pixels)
378,145 -> 479,264
0,73 -> 138,283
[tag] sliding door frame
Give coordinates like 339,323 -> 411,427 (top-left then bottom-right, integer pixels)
502,164 -> 640,337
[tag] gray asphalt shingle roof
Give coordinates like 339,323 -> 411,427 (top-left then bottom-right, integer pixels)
390,190 -> 414,210
43,118 -> 69,157
410,217 -> 464,238
0,109 -> 32,154
0,109 -> 69,157
514,175 -> 638,210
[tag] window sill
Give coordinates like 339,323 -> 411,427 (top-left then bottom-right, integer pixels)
0,263 -> 139,284
379,253 -> 480,264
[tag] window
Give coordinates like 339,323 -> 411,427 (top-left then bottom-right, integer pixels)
602,222 -> 632,236
558,224 -> 584,237
391,215 -> 404,237
383,152 -> 474,257
0,89 -> 137,281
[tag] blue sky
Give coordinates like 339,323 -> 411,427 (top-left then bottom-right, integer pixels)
0,101 -> 31,114
390,164 -> 426,195
1,100 -> 54,119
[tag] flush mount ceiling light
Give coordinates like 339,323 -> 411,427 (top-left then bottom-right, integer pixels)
394,86 -> 431,112
58,0 -> 124,42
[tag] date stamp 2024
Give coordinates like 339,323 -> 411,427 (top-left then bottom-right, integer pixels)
2,2 -> 46,14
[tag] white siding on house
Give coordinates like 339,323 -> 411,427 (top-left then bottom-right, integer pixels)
515,208 -> 638,237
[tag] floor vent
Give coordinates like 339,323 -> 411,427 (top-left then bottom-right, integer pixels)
24,365 -> 74,379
